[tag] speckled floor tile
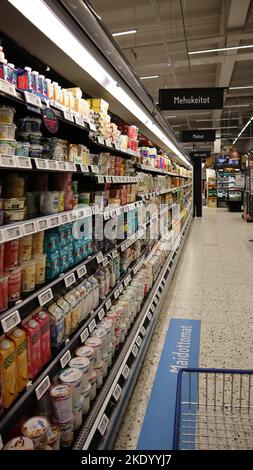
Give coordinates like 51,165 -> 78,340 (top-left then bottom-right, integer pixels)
114,208 -> 253,450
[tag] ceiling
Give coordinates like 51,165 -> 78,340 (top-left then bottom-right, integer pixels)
91,0 -> 253,153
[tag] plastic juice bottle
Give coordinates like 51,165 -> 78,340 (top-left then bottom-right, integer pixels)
35,310 -> 51,366
38,74 -> 45,96
17,66 -> 33,92
45,78 -> 53,99
23,319 -> 41,379
33,71 -> 39,94
8,328 -> 28,392
0,339 -> 18,408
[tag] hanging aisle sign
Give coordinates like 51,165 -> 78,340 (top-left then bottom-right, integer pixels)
159,88 -> 224,110
182,130 -> 216,142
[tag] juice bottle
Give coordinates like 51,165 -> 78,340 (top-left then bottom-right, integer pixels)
35,310 -> 51,366
0,339 -> 18,408
23,319 -> 41,379
8,328 -> 29,392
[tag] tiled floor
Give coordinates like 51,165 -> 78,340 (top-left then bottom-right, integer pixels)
114,208 -> 253,449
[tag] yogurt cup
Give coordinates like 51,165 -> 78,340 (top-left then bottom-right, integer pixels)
0,106 -> 15,124
75,345 -> 94,374
57,416 -> 74,448
89,370 -> 97,400
50,384 -> 73,423
85,337 -> 102,366
81,383 -> 91,415
22,416 -> 49,450
47,425 -> 60,450
69,357 -> 90,392
73,396 -> 83,430
4,436 -> 34,450
59,367 -> 82,406
91,327 -> 107,354
101,354 -> 108,377
94,362 -> 103,389
107,350 -> 113,368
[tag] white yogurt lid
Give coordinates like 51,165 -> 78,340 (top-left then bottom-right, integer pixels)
4,436 -> 34,450
50,384 -> 72,398
22,416 -> 49,438
60,367 -> 82,383
69,357 -> 90,370
92,327 -> 107,339
75,346 -> 94,359
85,337 -> 102,348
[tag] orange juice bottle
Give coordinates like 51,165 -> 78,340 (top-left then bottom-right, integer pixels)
8,328 -> 28,392
0,338 -> 18,408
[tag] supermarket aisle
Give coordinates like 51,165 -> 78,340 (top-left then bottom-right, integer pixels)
115,208 -> 253,449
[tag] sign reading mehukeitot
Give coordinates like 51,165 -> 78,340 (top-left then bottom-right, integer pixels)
159,87 -> 224,110
182,130 -> 216,142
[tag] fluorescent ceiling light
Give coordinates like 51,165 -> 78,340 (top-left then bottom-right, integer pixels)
198,126 -> 238,130
233,116 -> 253,144
140,75 -> 159,80
224,104 -> 250,108
229,85 -> 253,90
189,44 -> 253,55
7,1 -> 190,167
164,115 -> 177,118
112,29 -> 137,37
195,118 -> 239,122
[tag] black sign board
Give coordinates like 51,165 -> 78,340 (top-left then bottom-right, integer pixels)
159,87 -> 224,110
181,130 -> 216,142
190,151 -> 211,159
42,107 -> 59,134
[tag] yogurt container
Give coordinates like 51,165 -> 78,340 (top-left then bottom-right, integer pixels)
81,383 -> 91,414
57,416 -> 74,448
107,350 -> 113,368
73,396 -> 83,430
0,123 -> 16,140
47,425 -> 60,450
50,384 -> 73,423
0,106 -> 15,124
22,416 -> 49,450
94,362 -> 103,389
3,436 -> 34,450
0,140 -> 16,155
15,141 -> 30,157
69,356 -> 90,392
92,327 -> 107,354
59,367 -> 82,406
85,337 -> 102,366
75,345 -> 94,374
89,370 -> 97,400
3,197 -> 25,211
101,354 -> 108,377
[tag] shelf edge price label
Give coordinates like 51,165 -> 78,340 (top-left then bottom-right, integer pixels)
102,257 -> 109,267
106,176 -> 111,183
91,165 -> 98,174
80,328 -> 89,343
147,311 -> 152,321
49,216 -> 60,227
35,158 -> 48,170
0,78 -> 17,97
61,213 -> 69,224
47,160 -> 57,170
116,208 -> 121,216
98,175 -> 104,184
36,218 -> 48,231
96,252 -> 103,264
35,375 -> 51,400
1,310 -> 21,333
22,221 -> 36,236
150,304 -> 156,313
5,225 -> 22,241
81,165 -> 89,173
38,288 -> 53,306
124,275 -> 131,287
98,308 -> 105,321
112,250 -> 118,259
104,211 -> 110,221
140,326 -> 146,336
77,264 -> 87,278
121,243 -> 126,252
105,298 -> 112,310
63,110 -> 74,122
122,364 -> 130,379
74,114 -> 85,127
16,155 -> 32,169
24,91 -> 42,108
132,344 -> 138,357
154,295 -> 159,305
89,319 -> 96,333
114,289 -> 119,299
0,154 -> 16,167
97,136 -> 104,145
113,384 -> 122,402
98,413 -> 109,437
136,336 -> 142,347
64,272 -> 76,288
60,349 -> 71,368
119,284 -> 123,294
68,162 -> 77,172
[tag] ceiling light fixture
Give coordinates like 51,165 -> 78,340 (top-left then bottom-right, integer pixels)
224,104 -> 250,108
233,116 -> 253,144
189,44 -> 253,55
140,75 -> 159,80
7,0 -> 190,167
195,118 -> 239,122
197,126 -> 238,130
229,85 -> 253,90
112,29 -> 137,37
164,115 -> 177,118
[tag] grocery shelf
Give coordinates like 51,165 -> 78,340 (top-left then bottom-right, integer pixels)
73,210 -> 193,450
135,163 -> 192,179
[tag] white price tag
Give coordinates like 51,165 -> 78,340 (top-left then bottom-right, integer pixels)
147,311 -> 152,321
98,308 -> 105,321
136,336 -> 142,347
77,264 -> 87,278
104,211 -> 110,221
80,328 -> 89,343
121,243 -> 126,252
64,272 -> 76,288
81,165 -> 89,173
133,266 -> 138,275
0,154 -> 16,167
47,160 -> 57,170
35,375 -> 51,400
102,257 -> 109,267
24,91 -> 42,108
74,114 -> 85,127
89,319 -> 96,333
98,176 -> 104,184
68,162 -> 76,172
114,289 -> 119,299
22,221 -> 36,235
0,78 -> 17,97
96,252 -> 103,264
122,364 -> 130,379
105,299 -> 112,310
49,216 -> 60,227
89,122 -> 97,132
112,250 -> 118,259
93,205 -> 100,215
68,212 -> 78,222
61,213 -> 69,224
63,110 -> 74,122
58,161 -> 67,171
38,288 -> 53,306
5,225 -> 22,241
50,100 -> 63,111
1,310 -> 21,333
140,326 -> 146,336
60,350 -> 71,368
132,345 -> 138,357
113,384 -> 122,402
124,275 -> 131,287
106,176 -> 112,183
15,155 -> 32,168
106,139 -> 112,147
36,218 -> 48,231
124,205 -> 129,213
115,143 -> 121,151
119,284 -> 123,294
35,158 -> 48,170
91,165 -> 98,173
150,304 -> 156,313
98,414 -> 109,437
110,210 -> 116,218
116,208 -> 121,216
97,136 -> 104,145
154,295 -> 159,304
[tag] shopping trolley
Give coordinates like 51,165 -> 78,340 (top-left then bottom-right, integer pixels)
173,368 -> 253,450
